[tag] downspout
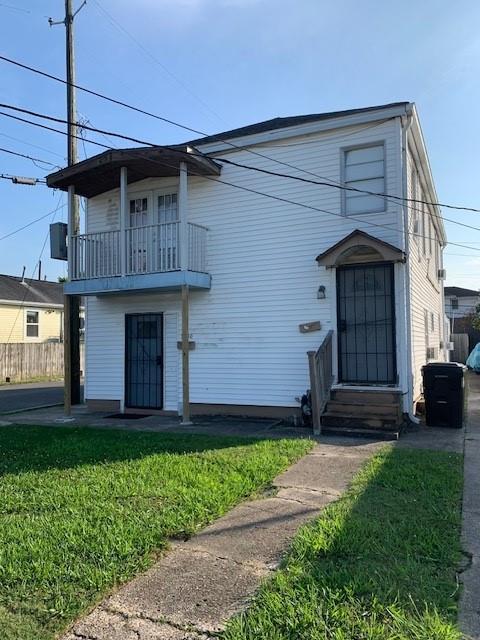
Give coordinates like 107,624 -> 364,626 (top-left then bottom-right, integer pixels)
401,108 -> 419,424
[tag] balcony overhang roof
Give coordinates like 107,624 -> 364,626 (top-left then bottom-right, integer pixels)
46,145 -> 221,198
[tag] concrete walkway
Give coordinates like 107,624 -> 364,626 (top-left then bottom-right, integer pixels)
459,373 -> 480,640
63,439 -> 383,640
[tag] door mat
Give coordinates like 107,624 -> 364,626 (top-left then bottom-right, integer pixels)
105,413 -> 152,420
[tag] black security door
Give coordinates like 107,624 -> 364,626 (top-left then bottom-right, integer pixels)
337,263 -> 396,384
125,314 -> 163,409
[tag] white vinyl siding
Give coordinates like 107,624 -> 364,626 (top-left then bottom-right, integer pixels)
343,144 -> 385,215
85,119 -> 404,410
406,145 -> 445,400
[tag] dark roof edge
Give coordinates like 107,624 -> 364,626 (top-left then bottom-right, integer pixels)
444,286 -> 479,297
188,102 -> 411,147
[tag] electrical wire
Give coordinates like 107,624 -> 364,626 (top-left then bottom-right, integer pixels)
0,202 -> 67,241
5,193 -> 64,344
0,145 -> 60,168
3,107 -> 480,253
1,103 -> 479,240
2,53 -> 477,218
90,0 -> 226,125
4,100 -> 480,253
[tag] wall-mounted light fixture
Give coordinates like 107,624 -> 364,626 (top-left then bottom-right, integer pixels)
317,285 -> 326,299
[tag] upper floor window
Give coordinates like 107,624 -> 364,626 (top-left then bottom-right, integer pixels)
157,193 -> 178,224
26,310 -> 39,338
343,144 -> 385,215
451,298 -> 459,310
129,197 -> 149,228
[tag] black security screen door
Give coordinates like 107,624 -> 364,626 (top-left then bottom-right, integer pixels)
337,263 -> 396,384
125,314 -> 163,409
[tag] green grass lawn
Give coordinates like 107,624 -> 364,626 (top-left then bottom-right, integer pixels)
223,447 -> 464,640
0,425 -> 312,640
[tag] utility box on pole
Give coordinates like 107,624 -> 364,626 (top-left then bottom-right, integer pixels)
50,222 -> 68,261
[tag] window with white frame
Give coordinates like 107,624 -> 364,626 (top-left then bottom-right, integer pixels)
451,298 -> 459,310
26,310 -> 39,338
421,201 -> 427,256
157,193 -> 178,223
129,197 -> 149,228
157,192 -> 179,270
343,144 -> 385,215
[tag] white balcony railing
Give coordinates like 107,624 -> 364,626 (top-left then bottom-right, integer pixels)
70,222 -> 207,281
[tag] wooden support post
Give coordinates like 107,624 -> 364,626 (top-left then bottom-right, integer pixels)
120,166 -> 127,276
308,350 -> 322,435
179,161 -> 188,271
63,294 -> 72,416
64,184 -> 81,413
181,284 -> 192,425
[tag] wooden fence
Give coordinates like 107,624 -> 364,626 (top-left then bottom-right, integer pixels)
0,343 -> 84,382
450,333 -> 470,364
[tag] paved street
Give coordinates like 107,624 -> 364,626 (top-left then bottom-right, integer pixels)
0,381 -> 83,413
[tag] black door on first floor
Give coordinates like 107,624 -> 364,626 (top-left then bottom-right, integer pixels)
337,263 -> 396,384
125,313 -> 163,409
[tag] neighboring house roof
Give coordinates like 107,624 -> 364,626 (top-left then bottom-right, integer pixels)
0,274 -> 64,306
188,102 -> 410,146
444,287 -> 479,298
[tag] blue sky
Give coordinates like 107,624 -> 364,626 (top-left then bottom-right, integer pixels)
0,0 -> 479,287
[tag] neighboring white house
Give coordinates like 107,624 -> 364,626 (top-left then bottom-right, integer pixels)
444,286 -> 479,325
46,101 -> 447,435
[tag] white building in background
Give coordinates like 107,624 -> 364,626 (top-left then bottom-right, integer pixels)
444,286 -> 480,327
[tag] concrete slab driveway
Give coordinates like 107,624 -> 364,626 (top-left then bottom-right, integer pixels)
0,381 -> 83,413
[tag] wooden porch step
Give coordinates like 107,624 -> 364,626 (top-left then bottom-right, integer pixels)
330,389 -> 401,406
321,412 -> 401,431
321,425 -> 400,441
325,401 -> 401,418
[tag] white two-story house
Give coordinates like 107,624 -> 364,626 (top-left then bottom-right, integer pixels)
47,101 -> 447,436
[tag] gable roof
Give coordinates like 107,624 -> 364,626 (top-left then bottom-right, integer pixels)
189,102 -> 410,146
316,229 -> 405,267
0,274 -> 64,306
444,286 -> 479,298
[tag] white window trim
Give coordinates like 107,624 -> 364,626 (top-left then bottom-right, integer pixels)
153,188 -> 179,224
25,308 -> 40,341
341,140 -> 387,216
127,192 -> 153,228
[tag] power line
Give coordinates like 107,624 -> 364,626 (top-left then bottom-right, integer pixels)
0,145 -> 60,168
90,0 -> 226,125
2,53 -> 475,217
5,193 -> 64,344
4,102 -> 480,254
0,173 -> 47,184
1,102 -> 480,238
3,107 -> 480,253
0,53 -> 207,137
0,202 -> 67,241
0,130 -> 66,160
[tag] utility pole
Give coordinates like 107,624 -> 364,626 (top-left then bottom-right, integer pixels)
50,0 -> 86,413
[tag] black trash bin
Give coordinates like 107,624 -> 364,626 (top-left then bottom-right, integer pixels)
422,362 -> 466,428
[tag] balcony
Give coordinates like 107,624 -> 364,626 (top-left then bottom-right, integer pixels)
65,222 -> 210,296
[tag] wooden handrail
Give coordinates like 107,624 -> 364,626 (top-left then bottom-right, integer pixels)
308,330 -> 334,435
